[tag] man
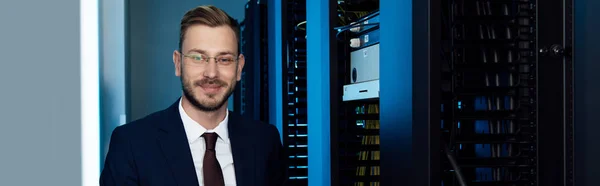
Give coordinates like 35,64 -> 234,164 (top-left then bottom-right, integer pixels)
100,5 -> 286,186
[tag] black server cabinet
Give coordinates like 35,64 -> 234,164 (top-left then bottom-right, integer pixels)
237,0 -> 269,123
282,0 -> 309,185
436,0 -> 574,185
537,0 -> 574,185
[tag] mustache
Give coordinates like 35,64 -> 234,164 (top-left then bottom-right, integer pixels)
195,78 -> 227,87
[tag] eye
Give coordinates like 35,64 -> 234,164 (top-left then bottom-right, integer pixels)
217,56 -> 236,63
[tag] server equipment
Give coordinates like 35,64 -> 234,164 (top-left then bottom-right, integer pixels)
330,0 -> 574,185
282,0 -> 309,185
342,11 -> 380,102
237,0 -> 269,122
438,0 -> 574,185
332,1 -> 381,186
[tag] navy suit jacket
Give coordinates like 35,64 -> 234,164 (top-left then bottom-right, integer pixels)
100,100 -> 286,186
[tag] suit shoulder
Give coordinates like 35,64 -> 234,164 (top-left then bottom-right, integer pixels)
230,112 -> 280,137
117,109 -> 169,134
255,121 -> 280,138
250,119 -> 281,141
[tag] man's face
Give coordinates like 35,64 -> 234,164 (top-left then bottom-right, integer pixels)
173,25 -> 244,112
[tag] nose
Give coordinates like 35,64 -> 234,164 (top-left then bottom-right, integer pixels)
202,58 -> 218,78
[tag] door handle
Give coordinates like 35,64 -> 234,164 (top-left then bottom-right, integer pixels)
539,44 -> 572,57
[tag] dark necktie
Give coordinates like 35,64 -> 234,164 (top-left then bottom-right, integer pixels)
202,133 -> 225,186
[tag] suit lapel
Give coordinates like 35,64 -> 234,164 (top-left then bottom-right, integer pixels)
228,111 -> 256,186
157,101 -> 199,186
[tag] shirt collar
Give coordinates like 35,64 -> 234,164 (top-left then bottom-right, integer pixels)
179,98 -> 230,144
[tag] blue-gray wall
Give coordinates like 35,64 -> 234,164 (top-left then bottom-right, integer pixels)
0,0 -> 81,185
127,0 -> 247,121
101,0 -> 127,167
575,0 -> 600,185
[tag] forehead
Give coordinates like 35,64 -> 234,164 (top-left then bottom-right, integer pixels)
182,24 -> 238,54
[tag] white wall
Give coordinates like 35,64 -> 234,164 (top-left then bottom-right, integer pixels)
0,0 -> 82,185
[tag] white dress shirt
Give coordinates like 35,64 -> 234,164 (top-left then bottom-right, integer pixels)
179,99 -> 237,186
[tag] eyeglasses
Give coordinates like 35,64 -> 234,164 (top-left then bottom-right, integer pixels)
182,53 -> 238,67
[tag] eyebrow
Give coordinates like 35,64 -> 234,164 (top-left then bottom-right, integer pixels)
186,48 -> 237,56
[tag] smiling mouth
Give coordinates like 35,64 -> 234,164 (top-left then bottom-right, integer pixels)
195,78 -> 226,95
200,85 -> 223,94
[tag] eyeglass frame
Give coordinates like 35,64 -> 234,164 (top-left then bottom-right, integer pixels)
181,52 -> 240,67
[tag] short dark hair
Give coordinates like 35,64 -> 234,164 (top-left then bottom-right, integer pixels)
179,5 -> 240,53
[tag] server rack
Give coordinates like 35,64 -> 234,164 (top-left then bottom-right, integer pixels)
441,0 -> 538,184
327,0 -> 574,185
438,0 -> 574,185
331,1 -> 380,185
237,0 -> 269,122
282,0 -> 309,185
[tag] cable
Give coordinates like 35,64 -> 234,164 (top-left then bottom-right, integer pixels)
334,23 -> 379,40
333,18 -> 378,31
353,11 -> 379,25
333,11 -> 379,30
442,141 -> 468,186
295,21 -> 306,31
337,4 -> 347,25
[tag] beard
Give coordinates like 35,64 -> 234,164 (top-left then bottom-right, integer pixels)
181,70 -> 236,112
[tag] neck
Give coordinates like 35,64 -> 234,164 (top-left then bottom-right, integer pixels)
181,96 -> 227,130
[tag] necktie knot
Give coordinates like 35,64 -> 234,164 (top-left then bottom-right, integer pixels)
203,132 -> 218,151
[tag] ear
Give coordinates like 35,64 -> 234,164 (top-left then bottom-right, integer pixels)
173,50 -> 182,77
236,54 -> 245,81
